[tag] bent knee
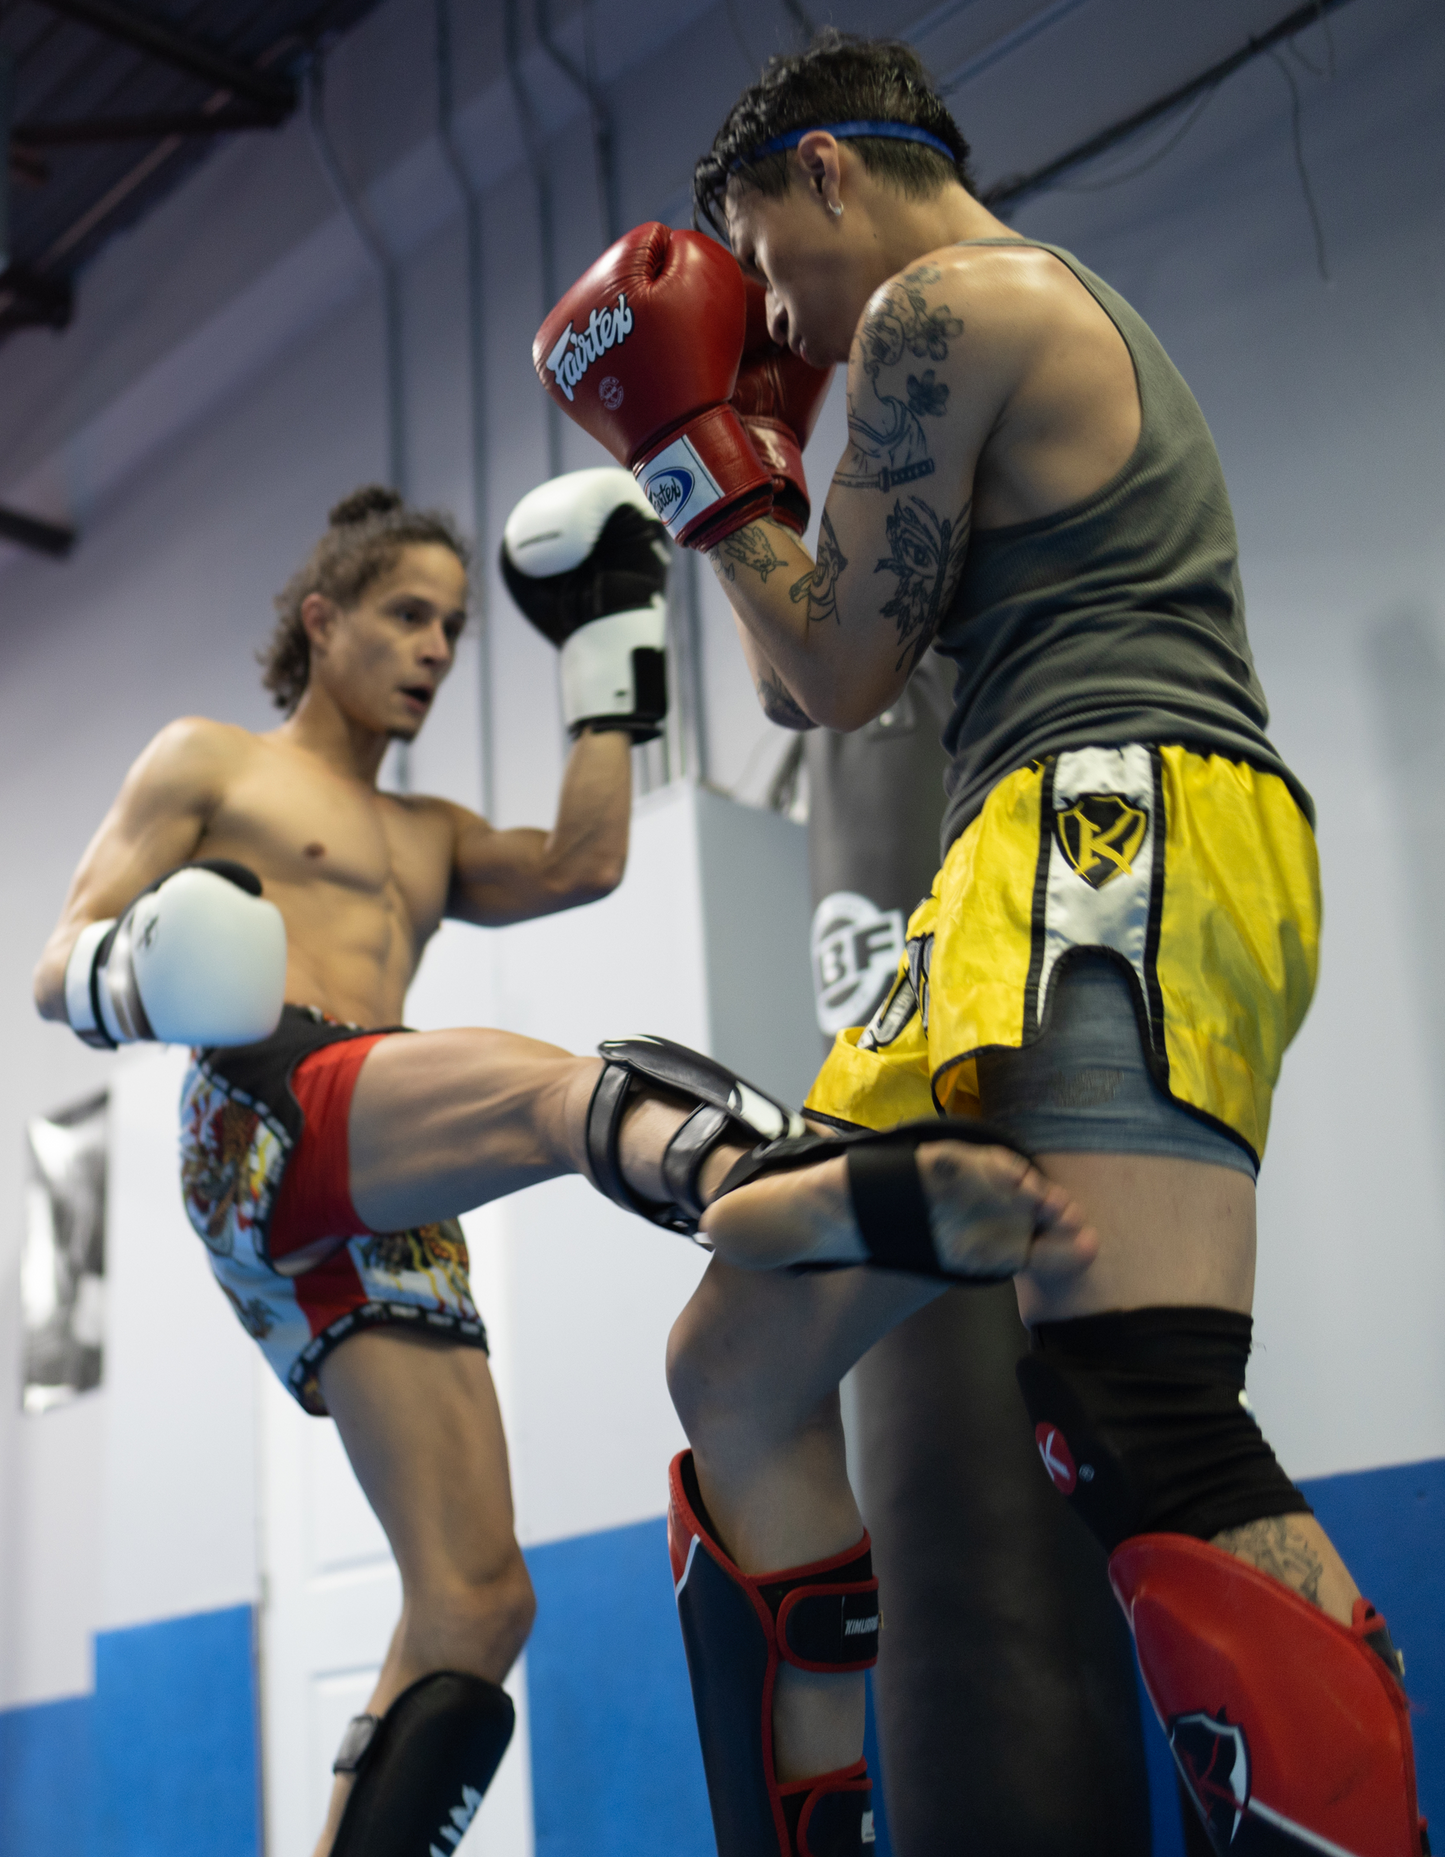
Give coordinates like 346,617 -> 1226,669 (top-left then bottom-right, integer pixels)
666,1301 -> 730,1439
667,1296 -> 819,1450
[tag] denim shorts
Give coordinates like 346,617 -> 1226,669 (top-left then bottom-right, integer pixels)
976,952 -> 1258,1178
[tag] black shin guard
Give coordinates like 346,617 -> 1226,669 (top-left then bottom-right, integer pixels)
329,1671 -> 515,1857
1015,1306 -> 1308,1551
668,1452 -> 879,1856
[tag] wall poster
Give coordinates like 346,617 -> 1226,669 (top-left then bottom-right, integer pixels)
21,1090 -> 108,1413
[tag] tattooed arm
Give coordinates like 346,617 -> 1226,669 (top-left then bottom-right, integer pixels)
704,254 -> 1001,732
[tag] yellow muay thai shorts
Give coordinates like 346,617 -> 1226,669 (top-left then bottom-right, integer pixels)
807,744 -> 1320,1171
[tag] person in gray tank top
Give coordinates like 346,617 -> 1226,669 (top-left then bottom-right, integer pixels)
640,30 -> 1425,1857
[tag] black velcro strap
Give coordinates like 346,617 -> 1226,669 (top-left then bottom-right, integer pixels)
780,1585 -> 880,1670
630,646 -> 668,722
332,1713 -> 380,1774
584,1062 -> 642,1212
847,1140 -> 937,1275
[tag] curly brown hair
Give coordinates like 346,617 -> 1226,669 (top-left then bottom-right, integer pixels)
693,31 -> 975,242
261,486 -> 471,713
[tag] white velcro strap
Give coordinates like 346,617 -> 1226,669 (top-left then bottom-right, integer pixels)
502,467 -> 657,579
559,598 -> 667,727
637,435 -> 725,540
63,918 -> 116,1043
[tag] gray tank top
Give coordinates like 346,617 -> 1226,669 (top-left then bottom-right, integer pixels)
934,239 -> 1312,853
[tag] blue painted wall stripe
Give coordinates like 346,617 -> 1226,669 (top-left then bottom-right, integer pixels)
0,1693 -> 94,1855
3,1459 -> 1439,1854
525,1518 -> 714,1857
92,1603 -> 262,1857
0,1602 -> 260,1857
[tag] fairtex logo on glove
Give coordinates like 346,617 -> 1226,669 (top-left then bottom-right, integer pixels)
545,295 -> 634,403
639,434 -> 724,537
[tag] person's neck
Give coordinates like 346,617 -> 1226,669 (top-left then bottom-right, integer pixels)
273,687 -> 391,786
864,185 -> 1022,280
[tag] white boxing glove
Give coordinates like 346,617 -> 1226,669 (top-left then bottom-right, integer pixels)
64,860 -> 287,1049
500,467 -> 672,742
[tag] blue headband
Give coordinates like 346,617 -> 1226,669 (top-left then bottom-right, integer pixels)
733,120 -> 956,169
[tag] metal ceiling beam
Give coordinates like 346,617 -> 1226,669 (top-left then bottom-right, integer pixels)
0,504 -> 75,556
0,264 -> 72,333
33,0 -> 295,117
15,104 -> 283,143
9,144 -> 49,183
984,0 -> 1357,209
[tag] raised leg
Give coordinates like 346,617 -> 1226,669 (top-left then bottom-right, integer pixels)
308,1329 -> 534,1857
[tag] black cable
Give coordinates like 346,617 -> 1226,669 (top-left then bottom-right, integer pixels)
778,0 -> 816,45
1057,79 -> 1222,194
1268,47 -> 1331,282
1287,0 -> 1337,76
984,0 -> 1359,211
725,0 -> 763,76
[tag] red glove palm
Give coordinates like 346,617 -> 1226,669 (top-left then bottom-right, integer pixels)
730,281 -> 836,535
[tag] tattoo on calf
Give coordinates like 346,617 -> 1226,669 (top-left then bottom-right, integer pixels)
875,495 -> 971,670
1213,1516 -> 1326,1608
755,667 -> 814,731
808,513 -> 848,626
709,524 -> 788,585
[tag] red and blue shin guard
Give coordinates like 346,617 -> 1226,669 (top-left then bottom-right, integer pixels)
1112,1534 -> 1428,1857
668,1452 -> 879,1856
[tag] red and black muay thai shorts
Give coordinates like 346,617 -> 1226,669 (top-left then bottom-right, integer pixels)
179,1005 -> 487,1415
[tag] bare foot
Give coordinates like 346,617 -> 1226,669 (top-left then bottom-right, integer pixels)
917,1143 -> 1096,1279
700,1137 -> 1097,1280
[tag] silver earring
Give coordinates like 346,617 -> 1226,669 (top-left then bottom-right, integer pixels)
828,200 -> 844,218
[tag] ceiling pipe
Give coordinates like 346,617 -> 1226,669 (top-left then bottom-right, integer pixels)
434,0 -> 495,819
535,0 -> 619,246
0,505 -> 76,557
981,0 -> 1358,209
304,56 -> 405,496
34,0 -> 294,116
504,0 -> 562,478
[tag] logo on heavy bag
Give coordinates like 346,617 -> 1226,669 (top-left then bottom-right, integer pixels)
1169,1711 -> 1250,1847
811,892 -> 906,1035
1054,793 -> 1148,889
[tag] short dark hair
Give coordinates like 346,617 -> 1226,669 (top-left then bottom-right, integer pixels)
261,486 -> 470,714
694,30 -> 975,241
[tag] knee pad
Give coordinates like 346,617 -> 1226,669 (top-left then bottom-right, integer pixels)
668,1451 -> 879,1857
329,1670 -> 515,1857
1014,1306 -> 1308,1552
1113,1534 -> 1428,1856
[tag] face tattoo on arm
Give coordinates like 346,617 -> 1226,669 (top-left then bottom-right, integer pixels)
876,493 -> 972,672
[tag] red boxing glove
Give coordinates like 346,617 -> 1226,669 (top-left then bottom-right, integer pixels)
731,281 -> 836,535
534,224 -> 773,550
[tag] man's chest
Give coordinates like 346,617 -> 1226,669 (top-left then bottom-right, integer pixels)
205,768 -> 453,920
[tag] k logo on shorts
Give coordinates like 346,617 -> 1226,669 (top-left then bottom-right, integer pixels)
1054,793 -> 1148,889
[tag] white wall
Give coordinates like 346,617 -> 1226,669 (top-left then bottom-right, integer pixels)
1,0 -> 1442,1720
